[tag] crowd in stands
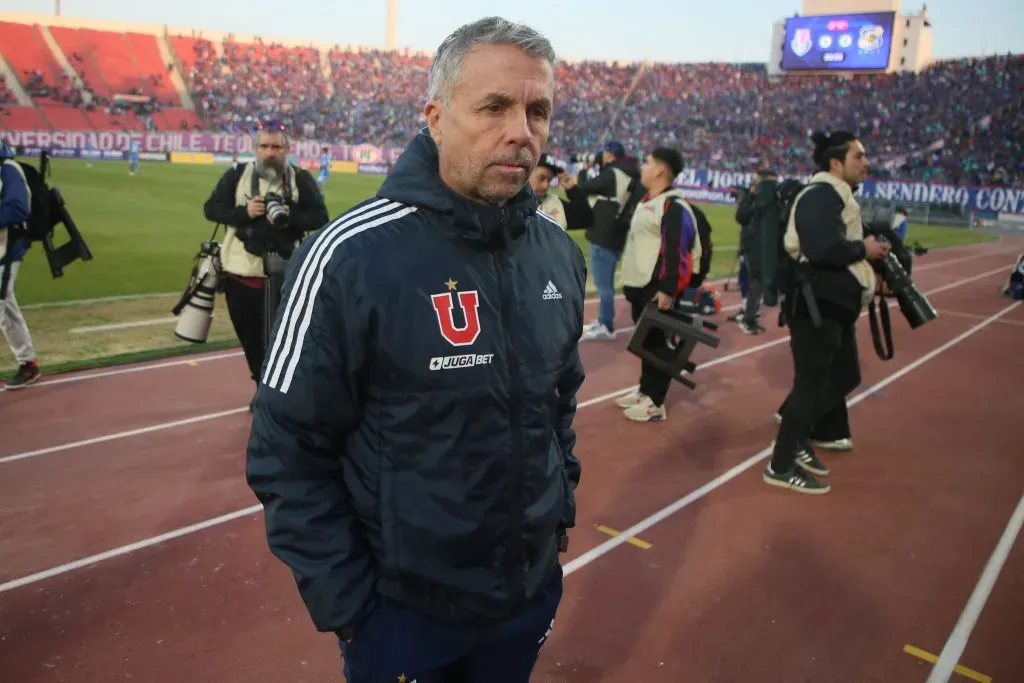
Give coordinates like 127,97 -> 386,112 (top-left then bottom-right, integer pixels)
6,26 -> 1020,186
174,41 -> 1021,186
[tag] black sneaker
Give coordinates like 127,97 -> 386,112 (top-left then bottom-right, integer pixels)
794,445 -> 829,477
762,464 -> 831,495
739,320 -> 766,335
5,362 -> 40,389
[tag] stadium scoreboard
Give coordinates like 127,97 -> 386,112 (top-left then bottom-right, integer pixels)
781,11 -> 895,72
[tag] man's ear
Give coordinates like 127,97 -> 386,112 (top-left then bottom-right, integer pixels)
423,100 -> 443,145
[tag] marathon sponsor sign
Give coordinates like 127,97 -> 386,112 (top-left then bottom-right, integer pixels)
358,163 -> 390,175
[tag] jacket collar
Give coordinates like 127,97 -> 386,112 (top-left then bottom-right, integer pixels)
377,129 -> 539,246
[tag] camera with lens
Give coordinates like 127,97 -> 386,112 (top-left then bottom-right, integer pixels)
264,192 -> 289,227
860,205 -> 939,360
570,152 -> 597,165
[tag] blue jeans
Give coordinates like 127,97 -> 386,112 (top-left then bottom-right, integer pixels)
589,243 -> 620,331
340,569 -> 563,683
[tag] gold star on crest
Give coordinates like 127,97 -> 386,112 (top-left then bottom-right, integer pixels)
445,278 -> 458,291
397,676 -> 408,683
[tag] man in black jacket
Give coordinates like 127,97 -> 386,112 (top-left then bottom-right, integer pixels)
561,141 -> 640,341
763,131 -> 889,495
246,16 -> 586,683
202,122 -> 328,404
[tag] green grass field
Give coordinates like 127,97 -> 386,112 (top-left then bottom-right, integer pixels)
2,156 -> 996,376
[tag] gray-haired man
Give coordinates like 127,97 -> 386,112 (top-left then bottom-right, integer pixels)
245,17 -> 585,683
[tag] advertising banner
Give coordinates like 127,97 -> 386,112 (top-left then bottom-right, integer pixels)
3,129 -> 1019,215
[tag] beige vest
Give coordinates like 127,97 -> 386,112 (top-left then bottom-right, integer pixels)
0,159 -> 31,262
538,192 -> 567,229
588,166 -> 634,209
620,188 -> 702,288
784,171 -> 876,306
221,162 -> 301,277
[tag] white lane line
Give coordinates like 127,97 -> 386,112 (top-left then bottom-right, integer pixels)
563,300 -> 1023,577
9,248 -> 1012,393
0,408 -> 250,465
0,505 -> 264,593
925,492 -> 1024,683
70,317 -> 179,334
21,291 -> 181,310
0,350 -> 246,392
0,302 -> 1017,595
934,308 -> 1024,328
1,265 -> 1010,467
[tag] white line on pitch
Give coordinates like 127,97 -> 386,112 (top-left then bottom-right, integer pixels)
70,317 -> 178,334
925,491 -> 1024,683
0,265 -> 1009,467
562,299 -> 1022,577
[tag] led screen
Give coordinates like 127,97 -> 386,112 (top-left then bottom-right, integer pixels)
782,12 -> 896,71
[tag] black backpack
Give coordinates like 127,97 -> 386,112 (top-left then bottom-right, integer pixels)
772,178 -> 816,298
3,159 -> 55,243
689,203 -> 714,280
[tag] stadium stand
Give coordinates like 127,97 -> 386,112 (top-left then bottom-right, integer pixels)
0,14 -> 1020,186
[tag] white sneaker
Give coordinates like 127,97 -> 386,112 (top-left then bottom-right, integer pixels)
623,396 -> 667,422
581,323 -> 616,341
616,390 -> 648,408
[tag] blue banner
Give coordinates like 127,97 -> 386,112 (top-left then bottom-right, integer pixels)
671,168 -> 1024,216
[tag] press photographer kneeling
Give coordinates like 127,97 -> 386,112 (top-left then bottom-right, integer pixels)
201,123 -> 328,407
765,131 -> 890,496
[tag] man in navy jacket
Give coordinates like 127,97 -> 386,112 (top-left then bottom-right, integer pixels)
0,141 -> 41,389
246,16 -> 586,683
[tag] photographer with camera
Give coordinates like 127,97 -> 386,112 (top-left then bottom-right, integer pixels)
0,140 -> 40,389
560,141 -> 641,341
763,131 -> 890,496
202,121 -> 328,407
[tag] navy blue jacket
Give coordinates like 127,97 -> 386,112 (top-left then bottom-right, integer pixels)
0,160 -> 31,262
245,130 -> 587,639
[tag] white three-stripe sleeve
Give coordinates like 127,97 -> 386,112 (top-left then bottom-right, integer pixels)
262,200 -> 417,394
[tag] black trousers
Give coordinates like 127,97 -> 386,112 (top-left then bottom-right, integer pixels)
623,280 -> 675,407
771,300 -> 862,471
223,275 -> 267,383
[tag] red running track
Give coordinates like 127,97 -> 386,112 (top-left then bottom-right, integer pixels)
0,240 -> 1022,682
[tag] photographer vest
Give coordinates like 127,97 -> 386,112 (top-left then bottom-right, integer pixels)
587,166 -> 633,210
222,161 -> 300,278
620,188 -> 702,289
783,171 -> 876,306
538,192 -> 567,229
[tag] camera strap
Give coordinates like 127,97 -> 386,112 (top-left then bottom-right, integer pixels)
867,295 -> 895,360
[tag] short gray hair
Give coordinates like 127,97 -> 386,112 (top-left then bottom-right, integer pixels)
428,17 -> 556,105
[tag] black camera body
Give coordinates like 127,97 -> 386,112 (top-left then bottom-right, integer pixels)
861,205 -> 937,331
264,192 -> 289,228
570,152 -> 597,165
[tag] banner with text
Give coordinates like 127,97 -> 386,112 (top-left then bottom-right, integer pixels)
2,129 -> 1020,215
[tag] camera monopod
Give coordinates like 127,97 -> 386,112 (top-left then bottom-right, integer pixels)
626,301 -> 722,390
262,250 -> 289,350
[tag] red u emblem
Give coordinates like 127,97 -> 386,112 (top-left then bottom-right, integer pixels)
430,289 -> 482,347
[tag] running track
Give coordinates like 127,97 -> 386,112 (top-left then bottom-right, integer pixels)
1,240 -> 1022,682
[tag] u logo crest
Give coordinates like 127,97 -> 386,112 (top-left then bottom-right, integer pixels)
430,282 -> 481,347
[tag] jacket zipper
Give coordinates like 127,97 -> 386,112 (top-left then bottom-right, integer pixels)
495,208 -> 527,606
